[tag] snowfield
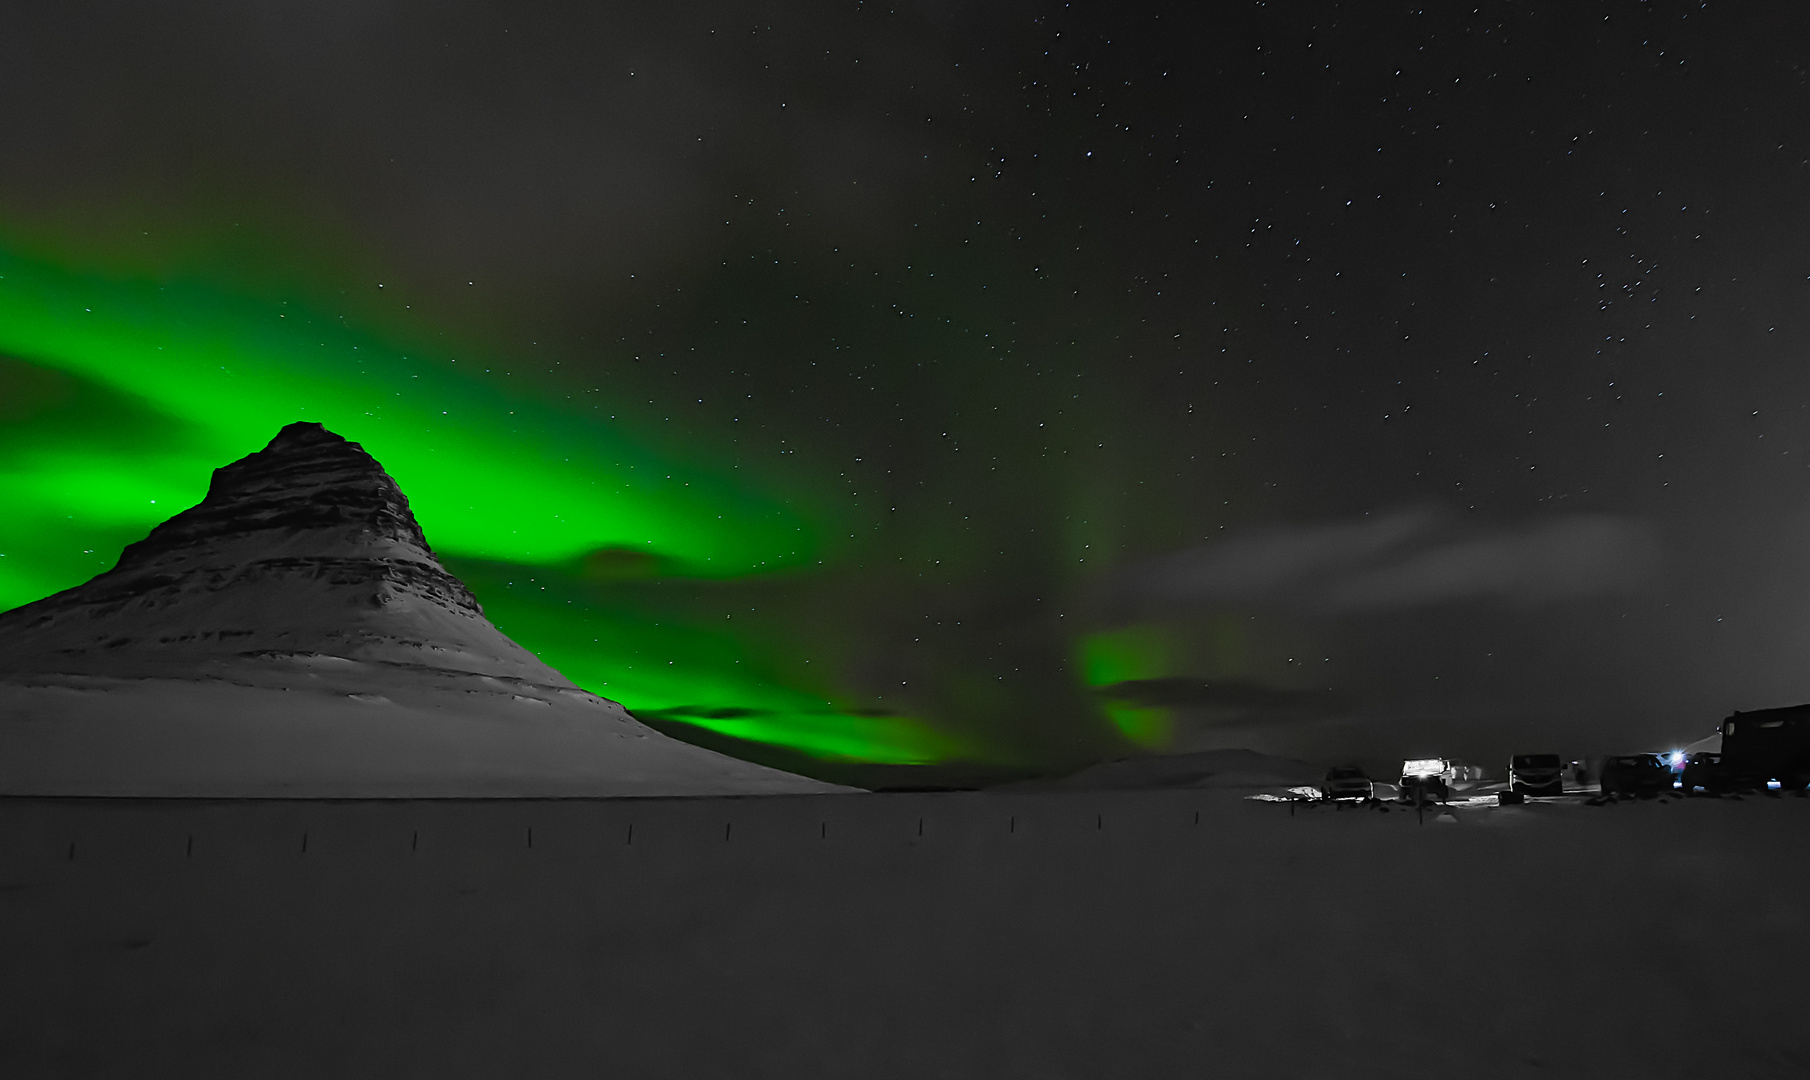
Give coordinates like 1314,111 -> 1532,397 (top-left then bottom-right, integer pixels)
3,787 -> 1807,1078
0,668 -> 851,798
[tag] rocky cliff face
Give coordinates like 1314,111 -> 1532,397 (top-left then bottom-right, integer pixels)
104,419 -> 484,616
0,422 -> 553,681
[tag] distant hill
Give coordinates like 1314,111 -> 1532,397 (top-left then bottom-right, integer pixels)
996,748 -> 1320,792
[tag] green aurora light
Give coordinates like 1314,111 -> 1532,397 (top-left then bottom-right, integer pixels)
0,247 -> 968,764
0,248 -> 813,578
1079,624 -> 1175,749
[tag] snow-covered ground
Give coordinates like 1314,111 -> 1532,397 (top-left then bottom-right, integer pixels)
0,665 -> 850,797
3,787 -> 1807,1077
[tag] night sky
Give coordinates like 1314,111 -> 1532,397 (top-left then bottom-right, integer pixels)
5,1 -> 1810,775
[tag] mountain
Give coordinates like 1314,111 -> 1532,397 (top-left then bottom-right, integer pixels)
0,422 -> 850,797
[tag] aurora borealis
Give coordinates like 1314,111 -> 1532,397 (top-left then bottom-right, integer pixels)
0,247 -> 969,764
9,2 -> 1810,776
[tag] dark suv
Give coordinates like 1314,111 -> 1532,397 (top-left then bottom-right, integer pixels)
1679,752 -> 1725,794
1321,765 -> 1375,801
1509,754 -> 1565,797
1600,753 -> 1671,797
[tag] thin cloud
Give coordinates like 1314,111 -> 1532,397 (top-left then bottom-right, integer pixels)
1324,515 -> 1661,609
1113,509 -> 1662,614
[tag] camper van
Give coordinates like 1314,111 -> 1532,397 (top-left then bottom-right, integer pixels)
1721,705 -> 1810,790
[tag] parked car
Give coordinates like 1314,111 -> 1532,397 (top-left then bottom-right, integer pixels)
1679,752 -> 1726,795
1398,758 -> 1450,804
1508,753 -> 1565,797
1321,765 -> 1375,801
1600,753 -> 1671,797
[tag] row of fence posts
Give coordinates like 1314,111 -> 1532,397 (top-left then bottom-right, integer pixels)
45,807 -> 1227,861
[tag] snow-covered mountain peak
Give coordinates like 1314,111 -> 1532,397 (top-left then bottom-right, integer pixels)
0,423 -> 848,796
0,422 -> 538,679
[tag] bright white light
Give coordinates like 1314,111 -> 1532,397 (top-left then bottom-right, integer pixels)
1669,751 -> 1686,768
1402,758 -> 1446,778
1768,780 -> 1783,791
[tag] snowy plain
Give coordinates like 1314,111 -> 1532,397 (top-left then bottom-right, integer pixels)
2,787 -> 1807,1078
